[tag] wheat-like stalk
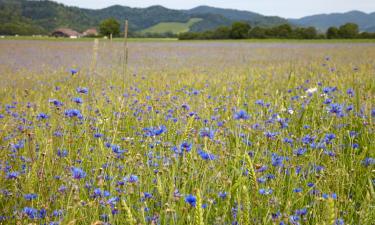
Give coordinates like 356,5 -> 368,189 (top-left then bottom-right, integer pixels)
157,174 -> 163,196
241,185 -> 251,225
121,199 -> 136,224
194,189 -> 204,225
322,197 -> 335,225
244,153 -> 258,191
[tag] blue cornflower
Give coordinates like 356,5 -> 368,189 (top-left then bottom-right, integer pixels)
218,192 -> 227,199
23,207 -> 38,219
295,208 -> 307,216
38,208 -> 46,219
283,137 -> 293,146
129,175 -> 139,183
199,127 -> 215,140
76,87 -> 88,94
362,158 -> 375,167
328,103 -> 343,115
335,219 -> 345,225
72,97 -> 83,104
234,110 -> 250,120
92,188 -> 102,198
346,105 -> 353,112
185,194 -> 197,207
94,133 -> 103,138
264,131 -> 278,140
6,171 -> 19,179
301,134 -> 315,144
49,99 -> 63,107
293,148 -> 307,156
293,188 -> 303,193
57,149 -> 68,157
143,125 -> 167,136
181,103 -> 190,111
52,210 -> 64,218
71,167 -> 86,179
323,98 -> 332,104
259,188 -> 273,195
255,99 -> 264,106
198,149 -> 216,160
64,109 -> 83,119
37,113 -> 49,120
24,193 -> 38,201
111,144 -> 125,154
180,141 -> 192,152
289,215 -> 300,225
346,88 -> 355,97
323,133 -> 336,144
143,192 -> 153,199
70,69 -> 78,75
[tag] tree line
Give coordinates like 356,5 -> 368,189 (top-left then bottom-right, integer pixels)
178,22 -> 375,40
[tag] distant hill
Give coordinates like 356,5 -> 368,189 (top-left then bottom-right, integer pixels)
186,6 -> 288,27
0,0 -> 374,35
0,0 -> 291,35
289,11 -> 375,32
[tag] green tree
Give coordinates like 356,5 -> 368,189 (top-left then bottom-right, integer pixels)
338,23 -> 359,38
248,27 -> 267,38
270,24 -> 293,38
326,27 -> 339,39
293,27 -> 317,39
211,26 -> 231,39
99,18 -> 120,37
230,22 -> 251,39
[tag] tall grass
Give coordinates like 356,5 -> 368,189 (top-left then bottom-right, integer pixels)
0,40 -> 374,224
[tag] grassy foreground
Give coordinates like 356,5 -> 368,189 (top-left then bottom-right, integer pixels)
0,40 -> 374,225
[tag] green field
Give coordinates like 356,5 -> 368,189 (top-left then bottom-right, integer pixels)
0,40 -> 374,224
141,18 -> 203,34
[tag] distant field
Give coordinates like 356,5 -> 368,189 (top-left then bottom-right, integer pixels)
1,36 -> 375,43
140,18 -> 203,34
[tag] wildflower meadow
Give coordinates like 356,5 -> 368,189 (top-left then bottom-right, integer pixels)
0,40 -> 374,224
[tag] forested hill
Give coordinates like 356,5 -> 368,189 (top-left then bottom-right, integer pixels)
0,0 -> 291,35
0,0 -> 374,35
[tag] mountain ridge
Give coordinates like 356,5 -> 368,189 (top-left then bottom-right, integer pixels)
0,0 -> 374,35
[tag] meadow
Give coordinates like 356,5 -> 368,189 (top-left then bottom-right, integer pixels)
0,39 -> 374,225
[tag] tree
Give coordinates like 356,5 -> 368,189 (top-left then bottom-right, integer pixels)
293,27 -> 317,39
326,27 -> 339,39
338,23 -> 359,38
271,24 -> 293,38
248,27 -> 267,38
230,22 -> 251,39
99,18 -> 120,37
211,26 -> 231,39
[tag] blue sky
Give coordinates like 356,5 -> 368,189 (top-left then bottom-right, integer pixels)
55,0 -> 375,18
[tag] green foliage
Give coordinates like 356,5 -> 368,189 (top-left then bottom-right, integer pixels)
326,27 -> 339,39
179,23 -> 320,40
326,23 -> 363,39
230,22 -> 251,39
338,23 -> 359,38
99,18 -> 120,37
180,21 -> 375,40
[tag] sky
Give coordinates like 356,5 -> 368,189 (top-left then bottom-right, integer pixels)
54,0 -> 375,18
